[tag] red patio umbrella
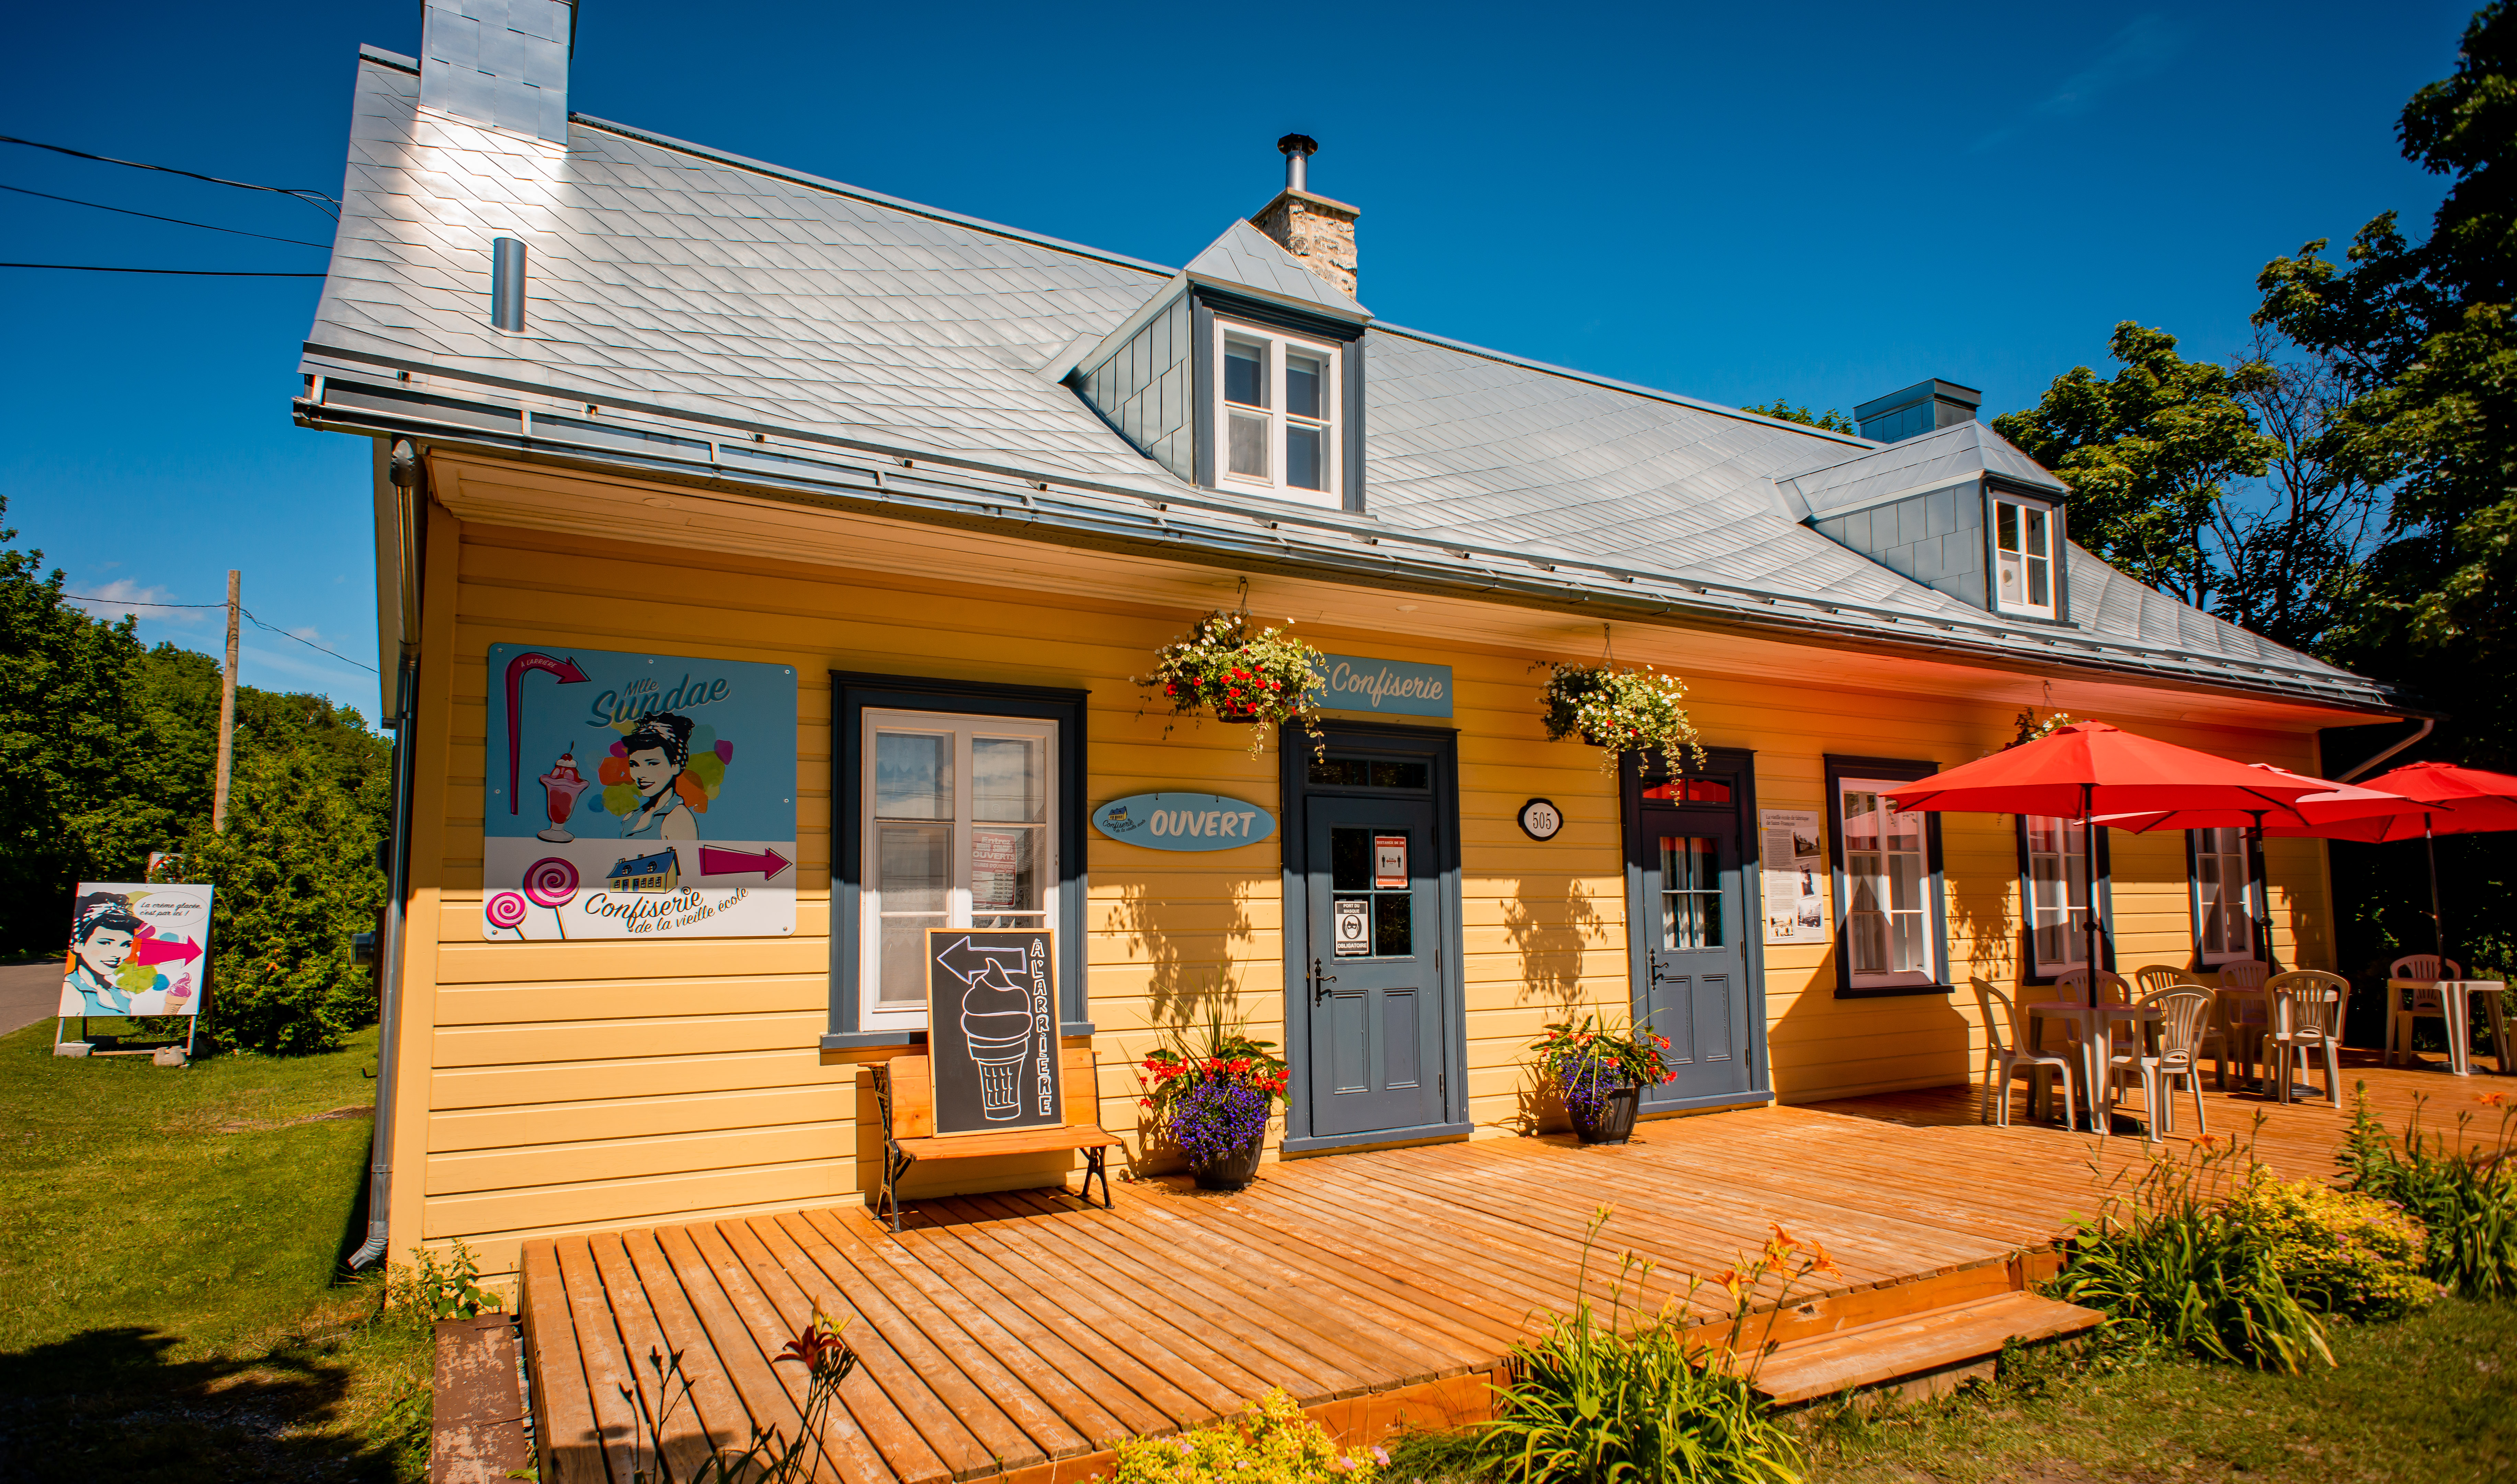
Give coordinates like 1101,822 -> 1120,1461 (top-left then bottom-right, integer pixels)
2266,761 -> 2517,956
1886,723 -> 2326,1007
2094,764 -> 2450,835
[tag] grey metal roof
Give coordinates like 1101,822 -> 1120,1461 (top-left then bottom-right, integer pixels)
295,48 -> 2394,714
1777,420 -> 2068,521
1184,221 -> 1369,321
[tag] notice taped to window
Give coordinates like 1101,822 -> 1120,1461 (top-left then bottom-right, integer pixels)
926,928 -> 1062,1136
1374,836 -> 1408,888
1760,809 -> 1828,946
1333,900 -> 1370,957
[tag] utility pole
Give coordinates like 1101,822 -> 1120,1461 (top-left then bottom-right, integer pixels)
214,570 -> 239,831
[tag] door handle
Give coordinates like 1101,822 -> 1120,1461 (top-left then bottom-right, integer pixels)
1310,957 -> 1337,1002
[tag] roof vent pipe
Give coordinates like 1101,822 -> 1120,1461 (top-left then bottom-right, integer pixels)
1278,134 -> 1318,193
491,237 -> 527,333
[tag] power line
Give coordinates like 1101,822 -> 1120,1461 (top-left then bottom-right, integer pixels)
0,134 -> 338,218
0,262 -> 325,277
61,593 -> 379,674
0,182 -> 334,249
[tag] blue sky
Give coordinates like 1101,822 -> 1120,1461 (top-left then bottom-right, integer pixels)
2,1 -> 2471,718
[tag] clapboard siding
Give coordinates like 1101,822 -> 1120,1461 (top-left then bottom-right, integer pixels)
389,484 -> 2355,1282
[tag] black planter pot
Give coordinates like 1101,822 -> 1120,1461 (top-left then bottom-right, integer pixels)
1192,1131 -> 1266,1189
1568,1085 -> 1641,1145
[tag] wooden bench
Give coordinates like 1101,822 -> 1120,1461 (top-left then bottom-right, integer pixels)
866,1049 -> 1119,1231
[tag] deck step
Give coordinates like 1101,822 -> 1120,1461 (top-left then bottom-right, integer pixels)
1748,1291 -> 2100,1406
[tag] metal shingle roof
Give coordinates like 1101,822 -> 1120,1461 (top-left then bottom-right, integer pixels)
296,49 -> 2392,712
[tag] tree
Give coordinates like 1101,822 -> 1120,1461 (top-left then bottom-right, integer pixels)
186,745 -> 385,1054
2205,327 -> 2388,652
2256,1 -> 2517,766
1739,399 -> 1856,434
1992,323 -> 2281,609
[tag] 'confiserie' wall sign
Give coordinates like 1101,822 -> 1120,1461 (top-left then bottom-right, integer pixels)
1310,654 -> 1453,717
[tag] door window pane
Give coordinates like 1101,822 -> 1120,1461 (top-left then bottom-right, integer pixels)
1659,836 -> 1723,949
1309,757 -> 1430,790
875,732 -> 950,818
1374,891 -> 1413,956
1330,825 -> 1414,957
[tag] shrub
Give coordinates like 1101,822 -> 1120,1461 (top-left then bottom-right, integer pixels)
385,1239 -> 502,1322
2339,1084 -> 2517,1299
2223,1167 -> 2438,1320
2055,1136 -> 2332,1374
1115,1387 -> 1385,1484
1474,1209 -> 1822,1484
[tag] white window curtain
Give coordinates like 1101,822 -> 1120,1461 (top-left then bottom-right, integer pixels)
1838,780 -> 1937,988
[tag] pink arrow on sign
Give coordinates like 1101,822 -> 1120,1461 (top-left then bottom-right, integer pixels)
127,928 -> 202,968
504,651 -> 591,813
698,845 -> 792,881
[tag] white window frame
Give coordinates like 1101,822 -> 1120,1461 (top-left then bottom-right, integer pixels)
1993,494 -> 2058,619
2023,814 -> 2099,978
858,708 -> 1059,1033
1836,778 -> 1941,990
2191,826 -> 2256,966
1214,316 -> 1341,506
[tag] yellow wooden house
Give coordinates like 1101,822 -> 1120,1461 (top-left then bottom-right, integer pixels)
296,31 -> 2407,1287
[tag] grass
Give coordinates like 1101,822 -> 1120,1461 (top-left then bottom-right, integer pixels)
0,1017 -> 431,1482
1799,1299 -> 2517,1483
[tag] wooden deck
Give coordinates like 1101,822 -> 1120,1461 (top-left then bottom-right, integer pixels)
518,1050 -> 2510,1484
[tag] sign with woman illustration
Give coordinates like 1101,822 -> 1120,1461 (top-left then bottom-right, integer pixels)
482,643 -> 798,939
60,884 -> 214,1018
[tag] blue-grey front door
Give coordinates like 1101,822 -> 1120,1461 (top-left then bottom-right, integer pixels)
1627,754 -> 1762,1110
1302,792 -> 1448,1138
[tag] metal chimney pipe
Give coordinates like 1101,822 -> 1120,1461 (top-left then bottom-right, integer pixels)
1278,134 -> 1318,193
491,236 -> 527,332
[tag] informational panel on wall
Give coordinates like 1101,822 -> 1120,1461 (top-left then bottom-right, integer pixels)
1759,809 -> 1829,946
926,928 -> 1062,1136
483,643 -> 797,940
59,883 -> 215,1017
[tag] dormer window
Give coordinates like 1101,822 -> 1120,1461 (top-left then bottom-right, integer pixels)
1994,495 -> 2056,618
1218,318 -> 1340,505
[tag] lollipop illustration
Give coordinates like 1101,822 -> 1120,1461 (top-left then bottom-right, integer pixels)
523,857 -> 580,938
959,966 -> 1035,1120
486,891 -> 530,934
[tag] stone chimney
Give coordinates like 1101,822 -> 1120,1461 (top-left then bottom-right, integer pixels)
420,0 -> 576,143
1250,135 -> 1360,299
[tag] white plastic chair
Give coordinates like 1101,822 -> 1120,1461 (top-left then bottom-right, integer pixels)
2135,966 -> 2225,1086
2129,988 -> 2214,1140
1975,981 -> 2078,1130
2268,971 -> 2348,1107
2388,954 -> 2464,1067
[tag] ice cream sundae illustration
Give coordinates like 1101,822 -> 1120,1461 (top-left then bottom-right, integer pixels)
960,965 -> 1035,1120
537,747 -> 590,843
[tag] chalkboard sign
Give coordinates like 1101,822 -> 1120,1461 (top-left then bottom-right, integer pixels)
925,928 -> 1062,1137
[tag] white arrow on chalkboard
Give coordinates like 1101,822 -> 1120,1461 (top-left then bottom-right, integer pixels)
935,934 -> 1028,986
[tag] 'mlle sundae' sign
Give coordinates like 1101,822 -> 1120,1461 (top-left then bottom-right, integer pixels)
925,928 -> 1062,1137
481,643 -> 797,940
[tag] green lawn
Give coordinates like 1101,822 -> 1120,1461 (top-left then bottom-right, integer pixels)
1802,1299 -> 2517,1482
0,1018 -> 431,1482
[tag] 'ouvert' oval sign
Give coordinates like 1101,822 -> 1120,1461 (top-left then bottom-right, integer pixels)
1092,793 -> 1277,852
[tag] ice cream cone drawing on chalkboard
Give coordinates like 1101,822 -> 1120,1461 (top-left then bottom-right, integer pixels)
961,963 -> 1034,1119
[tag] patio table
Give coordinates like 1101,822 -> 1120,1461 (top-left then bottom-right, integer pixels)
2026,1001 -> 2164,1134
2387,978 -> 2512,1076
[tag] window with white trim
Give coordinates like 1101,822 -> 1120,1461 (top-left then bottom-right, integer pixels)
1837,779 -> 1939,988
1217,318 -> 1339,506
2023,815 -> 2097,975
2192,826 -> 2255,964
1993,496 -> 2056,618
859,709 -> 1057,1031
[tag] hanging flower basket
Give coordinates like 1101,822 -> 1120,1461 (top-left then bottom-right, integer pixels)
1138,610 -> 1327,756
1538,662 -> 1707,773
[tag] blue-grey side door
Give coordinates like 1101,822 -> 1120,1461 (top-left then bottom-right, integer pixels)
1635,802 -> 1754,1108
1303,794 -> 1446,1138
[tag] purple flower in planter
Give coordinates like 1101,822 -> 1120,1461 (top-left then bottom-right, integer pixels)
1170,1080 -> 1272,1166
